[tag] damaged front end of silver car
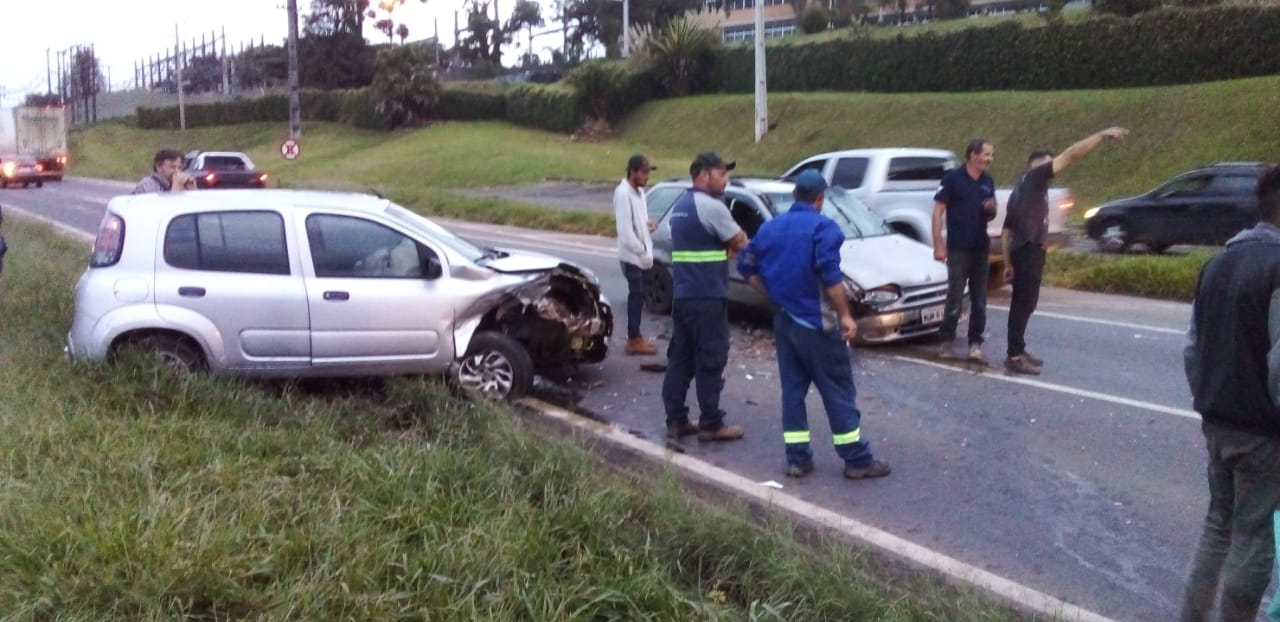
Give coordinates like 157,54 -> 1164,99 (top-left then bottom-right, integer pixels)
471,263 -> 613,369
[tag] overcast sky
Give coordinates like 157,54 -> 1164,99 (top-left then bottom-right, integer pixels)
0,1 -> 565,107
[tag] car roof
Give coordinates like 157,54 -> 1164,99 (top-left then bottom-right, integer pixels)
107,189 -> 391,217
1203,161 -> 1274,172
794,147 -> 956,163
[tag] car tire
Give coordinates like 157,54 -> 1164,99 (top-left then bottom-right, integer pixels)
126,333 -> 206,375
1097,219 -> 1130,253
35,181 -> 43,188
454,331 -> 533,401
644,263 -> 673,315
22,182 -> 29,189
1149,242 -> 1170,254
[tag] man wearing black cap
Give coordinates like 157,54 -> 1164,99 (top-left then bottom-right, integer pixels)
738,170 -> 891,480
615,154 -> 658,356
661,152 -> 748,443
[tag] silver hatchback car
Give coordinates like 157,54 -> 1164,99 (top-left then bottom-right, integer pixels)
65,190 -> 613,399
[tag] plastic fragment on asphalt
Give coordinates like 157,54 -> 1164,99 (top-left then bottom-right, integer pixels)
759,480 -> 784,489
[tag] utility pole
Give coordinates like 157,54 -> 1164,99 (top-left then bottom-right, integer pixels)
221,25 -> 230,94
286,0 -> 301,139
176,25 -> 186,130
623,0 -> 630,58
46,48 -> 52,95
753,0 -> 768,143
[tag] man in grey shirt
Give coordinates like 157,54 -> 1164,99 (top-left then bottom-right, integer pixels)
134,148 -> 196,194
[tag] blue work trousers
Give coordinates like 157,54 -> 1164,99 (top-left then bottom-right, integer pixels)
774,311 -> 875,469
662,298 -> 729,431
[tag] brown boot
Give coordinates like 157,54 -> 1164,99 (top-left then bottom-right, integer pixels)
625,336 -> 658,356
698,424 -> 745,443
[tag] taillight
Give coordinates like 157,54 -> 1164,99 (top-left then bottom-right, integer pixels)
205,173 -> 216,183
1058,195 -> 1075,211
35,164 -> 43,172
1,162 -> 13,177
258,173 -> 268,181
91,213 -> 125,268
58,155 -> 67,165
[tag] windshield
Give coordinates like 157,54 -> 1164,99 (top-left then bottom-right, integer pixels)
766,188 -> 891,239
384,202 -> 485,260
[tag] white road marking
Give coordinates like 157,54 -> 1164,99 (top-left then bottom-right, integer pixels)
3,204 -> 95,242
892,355 -> 1198,420
987,305 -> 1184,336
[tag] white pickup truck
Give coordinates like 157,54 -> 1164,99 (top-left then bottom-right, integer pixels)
780,148 -> 1074,286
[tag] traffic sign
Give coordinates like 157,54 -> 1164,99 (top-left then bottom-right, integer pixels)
280,138 -> 300,160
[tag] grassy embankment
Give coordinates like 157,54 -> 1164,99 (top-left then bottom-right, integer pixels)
0,219 -> 1014,619
71,74 -> 1280,299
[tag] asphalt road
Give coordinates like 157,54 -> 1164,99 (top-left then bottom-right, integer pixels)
0,177 -> 1251,621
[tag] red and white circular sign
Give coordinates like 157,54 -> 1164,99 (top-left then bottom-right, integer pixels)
280,138 -> 300,160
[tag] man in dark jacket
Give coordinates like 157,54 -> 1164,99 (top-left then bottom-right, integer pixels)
1180,165 -> 1280,622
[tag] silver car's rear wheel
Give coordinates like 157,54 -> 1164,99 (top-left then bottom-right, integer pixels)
454,332 -> 533,401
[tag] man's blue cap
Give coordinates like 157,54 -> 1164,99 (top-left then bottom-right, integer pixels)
793,169 -> 829,195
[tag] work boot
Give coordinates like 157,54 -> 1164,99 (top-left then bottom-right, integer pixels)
666,421 -> 700,440
625,336 -> 658,356
785,462 -> 815,478
1023,351 -> 1044,367
698,424 -> 745,443
844,460 -> 892,480
968,344 -> 986,363
1004,354 -> 1042,375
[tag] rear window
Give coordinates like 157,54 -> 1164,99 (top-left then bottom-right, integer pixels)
885,157 -> 952,190
202,156 -> 250,171
783,159 -> 827,181
1212,174 -> 1260,195
164,211 -> 290,275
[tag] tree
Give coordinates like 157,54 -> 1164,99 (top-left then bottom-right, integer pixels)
370,43 -> 440,127
23,93 -> 61,107
558,0 -> 702,61
459,0 -> 506,66
186,55 -> 225,93
396,23 -> 410,44
305,0 -> 371,37
645,17 -> 715,97
375,18 -> 395,43
507,0 -> 545,62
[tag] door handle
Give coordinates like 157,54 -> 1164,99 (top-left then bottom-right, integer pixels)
323,291 -> 349,301
178,286 -> 206,297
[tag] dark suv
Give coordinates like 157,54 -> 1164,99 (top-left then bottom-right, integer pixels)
1084,162 -> 1273,252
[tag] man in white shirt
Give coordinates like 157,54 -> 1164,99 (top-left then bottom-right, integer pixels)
615,154 -> 657,355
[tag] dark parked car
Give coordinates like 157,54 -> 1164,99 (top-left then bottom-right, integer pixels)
183,151 -> 269,189
0,154 -> 45,188
1084,162 -> 1273,252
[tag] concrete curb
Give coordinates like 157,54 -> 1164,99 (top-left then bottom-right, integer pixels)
517,396 -> 1116,622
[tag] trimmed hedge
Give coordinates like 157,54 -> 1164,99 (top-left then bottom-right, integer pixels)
505,84 -> 582,134
706,6 -> 1280,92
565,60 -> 659,123
436,89 -> 507,121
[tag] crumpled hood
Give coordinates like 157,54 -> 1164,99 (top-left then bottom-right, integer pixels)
480,248 -> 565,274
838,234 -> 946,289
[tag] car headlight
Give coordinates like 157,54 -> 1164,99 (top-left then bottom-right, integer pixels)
862,285 -> 902,305
1084,207 -> 1100,220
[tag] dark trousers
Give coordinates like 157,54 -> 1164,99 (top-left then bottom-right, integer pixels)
620,261 -> 646,339
1179,422 -> 1280,622
1006,244 -> 1046,357
939,248 -> 988,345
774,312 -> 875,468
662,298 -> 729,431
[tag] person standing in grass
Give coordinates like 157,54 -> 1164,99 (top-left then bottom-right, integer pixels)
1000,127 -> 1129,375
1180,165 -> 1280,622
738,170 -> 890,480
932,138 -> 997,363
615,154 -> 659,356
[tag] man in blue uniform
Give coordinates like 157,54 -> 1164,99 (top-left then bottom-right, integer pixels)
738,170 -> 891,479
661,152 -> 748,442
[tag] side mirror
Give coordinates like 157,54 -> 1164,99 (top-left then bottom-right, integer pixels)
423,255 -> 443,280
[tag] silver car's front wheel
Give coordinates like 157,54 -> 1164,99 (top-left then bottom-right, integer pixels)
454,332 -> 533,401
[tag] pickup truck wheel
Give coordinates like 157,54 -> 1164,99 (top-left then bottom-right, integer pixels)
21,182 -> 29,189
1097,220 -> 1130,253
454,332 -> 533,401
35,181 -> 43,188
644,263 -> 673,315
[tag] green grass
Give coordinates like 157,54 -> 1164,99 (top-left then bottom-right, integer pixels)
0,218 -> 1016,620
1044,249 -> 1212,300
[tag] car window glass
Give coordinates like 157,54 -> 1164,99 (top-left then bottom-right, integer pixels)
822,188 -> 892,240
782,159 -> 827,181
725,193 -> 767,238
831,158 -> 869,189
307,214 -> 435,278
203,156 -> 249,171
884,157 -> 952,190
1161,175 -> 1213,197
164,211 -> 290,275
646,186 -> 684,221
1212,175 -> 1259,195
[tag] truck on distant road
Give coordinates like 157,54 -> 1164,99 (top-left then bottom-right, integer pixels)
0,106 -> 69,182
780,148 -> 1075,287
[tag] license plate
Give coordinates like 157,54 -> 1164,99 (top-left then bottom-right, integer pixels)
920,305 -> 944,324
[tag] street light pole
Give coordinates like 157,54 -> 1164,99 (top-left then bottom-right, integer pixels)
623,0 -> 630,58
286,0 -> 301,139
753,0 -> 768,143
